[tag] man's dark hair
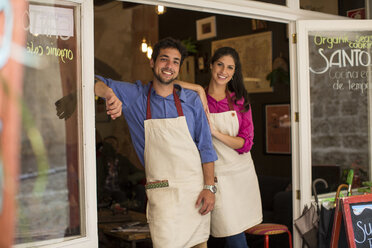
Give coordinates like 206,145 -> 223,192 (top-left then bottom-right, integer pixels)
151,37 -> 188,66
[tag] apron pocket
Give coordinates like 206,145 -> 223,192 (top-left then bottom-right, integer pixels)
146,186 -> 178,222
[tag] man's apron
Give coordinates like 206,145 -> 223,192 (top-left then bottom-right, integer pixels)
209,92 -> 262,237
144,85 -> 210,248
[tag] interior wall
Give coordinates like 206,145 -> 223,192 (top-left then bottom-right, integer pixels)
159,8 -> 292,178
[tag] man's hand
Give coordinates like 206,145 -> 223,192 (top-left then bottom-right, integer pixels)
195,189 -> 215,215
105,89 -> 122,120
95,79 -> 123,120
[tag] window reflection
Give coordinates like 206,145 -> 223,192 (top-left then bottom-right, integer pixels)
252,0 -> 286,6
15,2 -> 81,244
301,0 -> 367,18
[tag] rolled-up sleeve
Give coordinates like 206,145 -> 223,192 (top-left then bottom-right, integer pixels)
193,96 -> 218,163
236,107 -> 254,154
95,75 -> 141,108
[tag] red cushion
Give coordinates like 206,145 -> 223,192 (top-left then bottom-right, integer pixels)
245,223 -> 289,235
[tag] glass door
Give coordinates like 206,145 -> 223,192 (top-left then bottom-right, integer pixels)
14,0 -> 96,247
296,20 -> 372,209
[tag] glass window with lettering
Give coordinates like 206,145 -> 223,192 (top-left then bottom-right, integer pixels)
16,2 -> 82,244
308,31 -> 371,196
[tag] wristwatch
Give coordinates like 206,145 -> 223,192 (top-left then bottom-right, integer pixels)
204,185 -> 217,194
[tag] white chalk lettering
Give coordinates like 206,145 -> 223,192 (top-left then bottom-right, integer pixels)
310,48 -> 372,74
355,221 -> 372,244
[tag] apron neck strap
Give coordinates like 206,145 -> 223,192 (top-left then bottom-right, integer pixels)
146,83 -> 184,120
205,86 -> 234,111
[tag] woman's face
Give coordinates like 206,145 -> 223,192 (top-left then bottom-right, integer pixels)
210,55 -> 235,86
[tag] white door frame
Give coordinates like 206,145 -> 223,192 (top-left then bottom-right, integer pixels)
14,0 -> 96,247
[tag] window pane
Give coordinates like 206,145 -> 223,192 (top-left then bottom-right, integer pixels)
300,0 -> 367,18
15,2 -> 82,244
308,31 -> 372,195
251,0 -> 286,6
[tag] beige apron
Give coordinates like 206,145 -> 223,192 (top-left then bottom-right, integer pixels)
209,93 -> 262,237
144,85 -> 210,248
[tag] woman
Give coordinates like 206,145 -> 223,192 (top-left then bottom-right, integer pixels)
178,47 -> 262,248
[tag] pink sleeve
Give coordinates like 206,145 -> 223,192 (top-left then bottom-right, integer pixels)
235,107 -> 254,154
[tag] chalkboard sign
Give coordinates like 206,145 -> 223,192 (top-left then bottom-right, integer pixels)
339,194 -> 372,248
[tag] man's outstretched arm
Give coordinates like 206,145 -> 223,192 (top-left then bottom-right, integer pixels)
94,79 -> 122,120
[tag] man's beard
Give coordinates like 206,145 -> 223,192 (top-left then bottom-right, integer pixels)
153,68 -> 177,85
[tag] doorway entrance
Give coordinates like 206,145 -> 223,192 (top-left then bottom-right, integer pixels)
94,2 -> 292,247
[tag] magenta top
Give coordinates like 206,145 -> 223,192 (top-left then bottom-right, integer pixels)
207,92 -> 254,154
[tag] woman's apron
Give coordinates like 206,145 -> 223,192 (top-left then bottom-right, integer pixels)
209,92 -> 262,237
144,84 -> 210,248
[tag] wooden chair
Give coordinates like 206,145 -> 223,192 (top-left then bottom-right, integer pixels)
245,223 -> 293,248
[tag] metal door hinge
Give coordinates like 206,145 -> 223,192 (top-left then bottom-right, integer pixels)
295,112 -> 299,122
296,190 -> 301,200
292,33 -> 297,44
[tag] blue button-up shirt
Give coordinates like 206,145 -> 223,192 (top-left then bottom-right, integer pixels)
96,76 -> 217,167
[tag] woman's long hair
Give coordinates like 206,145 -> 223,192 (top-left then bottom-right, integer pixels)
210,47 -> 250,111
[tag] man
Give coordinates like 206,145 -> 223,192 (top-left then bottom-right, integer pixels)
94,37 -> 217,248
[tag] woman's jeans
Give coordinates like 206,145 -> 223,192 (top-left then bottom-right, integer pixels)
225,232 -> 249,248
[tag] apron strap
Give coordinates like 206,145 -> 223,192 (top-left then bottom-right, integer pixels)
146,83 -> 184,120
205,87 -> 234,111
225,88 -> 234,111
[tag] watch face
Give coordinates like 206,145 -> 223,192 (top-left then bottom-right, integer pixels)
204,185 -> 217,193
211,185 -> 217,194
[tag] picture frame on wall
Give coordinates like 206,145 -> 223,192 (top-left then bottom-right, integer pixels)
347,8 -> 365,19
265,104 -> 291,154
178,56 -> 195,83
196,16 -> 217,40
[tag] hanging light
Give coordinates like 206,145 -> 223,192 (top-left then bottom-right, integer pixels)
146,44 -> 153,59
156,5 -> 166,15
141,38 -> 148,53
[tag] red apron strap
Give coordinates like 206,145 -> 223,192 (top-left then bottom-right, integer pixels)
146,83 -> 153,119
146,83 -> 184,120
173,87 -> 184,117
205,86 -> 234,111
225,88 -> 234,111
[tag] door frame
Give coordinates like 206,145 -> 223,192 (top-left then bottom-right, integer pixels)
14,0 -> 96,247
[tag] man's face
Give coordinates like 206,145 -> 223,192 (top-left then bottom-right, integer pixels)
150,48 -> 181,85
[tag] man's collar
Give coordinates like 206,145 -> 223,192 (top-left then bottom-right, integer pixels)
174,83 -> 186,102
148,81 -> 186,102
